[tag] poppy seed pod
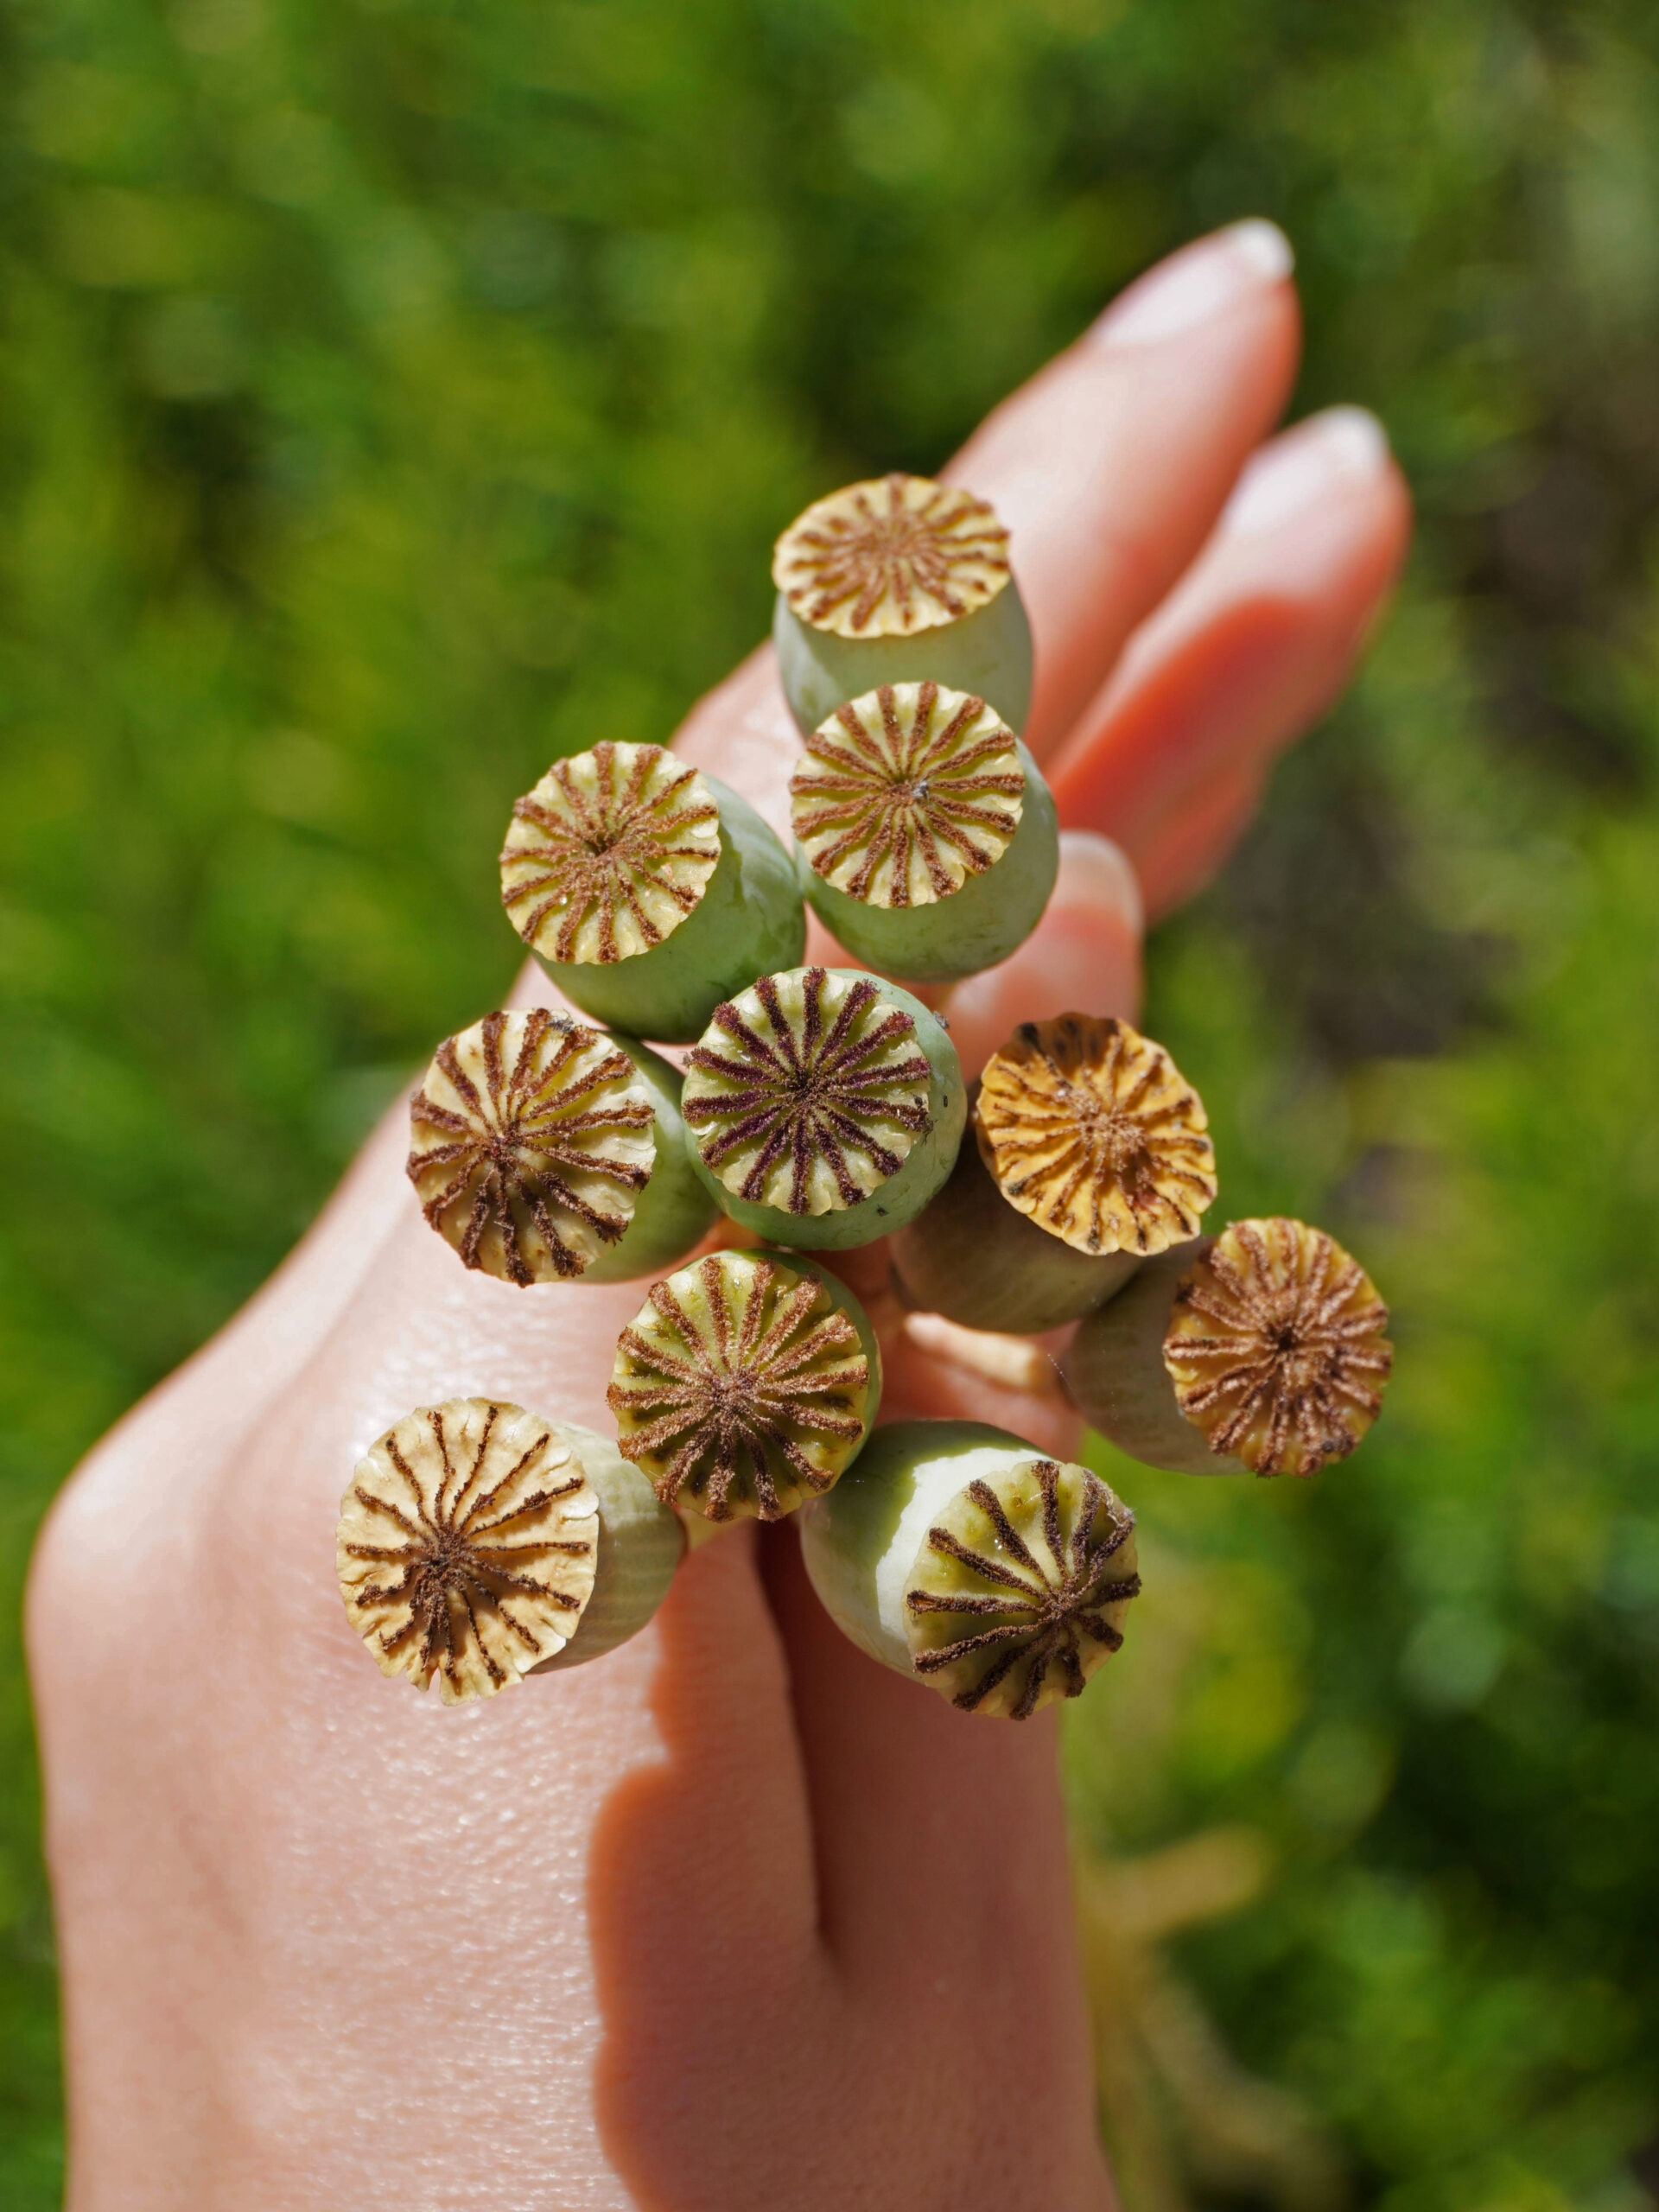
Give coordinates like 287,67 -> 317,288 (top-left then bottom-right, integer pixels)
772,473 -> 1033,734
407,1008 -> 716,1287
1063,1219 -> 1394,1478
680,965 -> 965,1252
799,1419 -> 1141,1719
336,1401 -> 683,1701
892,1015 -> 1217,1333
608,1247 -> 880,1523
500,741 -> 804,1044
791,683 -> 1058,984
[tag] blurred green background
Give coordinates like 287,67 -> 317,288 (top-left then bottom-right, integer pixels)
3,0 -> 1657,2202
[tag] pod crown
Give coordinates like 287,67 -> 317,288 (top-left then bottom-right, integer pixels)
1165,1217 -> 1394,1476
791,680 -> 1024,909
773,472 -> 1012,639
976,1014 -> 1217,1258
337,1400 -> 597,1702
906,1454 -> 1141,1719
610,1249 -> 872,1521
683,967 -> 934,1217
500,741 -> 720,966
407,1007 -> 655,1285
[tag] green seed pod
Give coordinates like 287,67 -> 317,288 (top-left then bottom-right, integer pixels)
790,683 -> 1058,983
607,1248 -> 880,1522
772,474 -> 1033,734
892,1014 -> 1217,1332
799,1419 -> 1141,1719
336,1399 -> 683,1702
1063,1218 -> 1394,1478
531,1421 -> 685,1671
499,741 -> 804,1044
680,965 -> 965,1251
407,1007 -> 715,1287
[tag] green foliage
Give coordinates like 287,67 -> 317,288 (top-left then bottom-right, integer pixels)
3,0 -> 1658,2202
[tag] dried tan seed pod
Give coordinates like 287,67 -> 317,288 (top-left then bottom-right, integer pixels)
976,1014 -> 1217,1259
681,966 -> 964,1250
889,1107 -> 1140,1334
798,1420 -> 1141,1719
407,1008 -> 666,1286
1164,1218 -> 1393,1477
792,683 -> 1024,905
337,1400 -> 598,1702
608,1249 -> 880,1522
773,474 -> 1013,639
500,741 -> 720,966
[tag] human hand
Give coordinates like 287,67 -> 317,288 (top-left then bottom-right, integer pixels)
28,221 -> 1408,2209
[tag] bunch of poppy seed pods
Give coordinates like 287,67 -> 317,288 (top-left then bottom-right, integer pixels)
336,473 -> 1394,1715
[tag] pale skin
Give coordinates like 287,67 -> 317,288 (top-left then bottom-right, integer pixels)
27,222 -> 1411,2209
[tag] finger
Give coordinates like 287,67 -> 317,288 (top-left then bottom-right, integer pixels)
676,219 -> 1304,817
951,218 -> 1302,758
760,1519 -> 1097,2114
1133,756 -> 1267,920
1046,405 -> 1412,908
875,1328 -> 1081,1459
937,830 -> 1142,1079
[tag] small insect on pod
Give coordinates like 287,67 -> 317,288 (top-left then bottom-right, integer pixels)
1063,1218 -> 1394,1478
772,473 -> 1033,735
799,1419 -> 1141,1719
500,741 -> 804,1044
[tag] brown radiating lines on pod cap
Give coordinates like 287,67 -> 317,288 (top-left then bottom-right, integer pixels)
905,1457 -> 1141,1719
1164,1218 -> 1394,1478
500,741 -> 721,966
407,1007 -> 655,1285
772,473 -> 1012,639
791,681 -> 1025,909
974,1014 -> 1217,1258
682,967 -> 933,1216
337,1399 -> 598,1702
608,1249 -> 872,1522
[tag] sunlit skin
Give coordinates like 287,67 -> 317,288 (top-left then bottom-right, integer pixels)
27,224 -> 1409,2209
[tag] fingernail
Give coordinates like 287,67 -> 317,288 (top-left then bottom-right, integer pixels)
1092,219 -> 1294,350
1222,406 -> 1390,537
1054,830 -> 1144,938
